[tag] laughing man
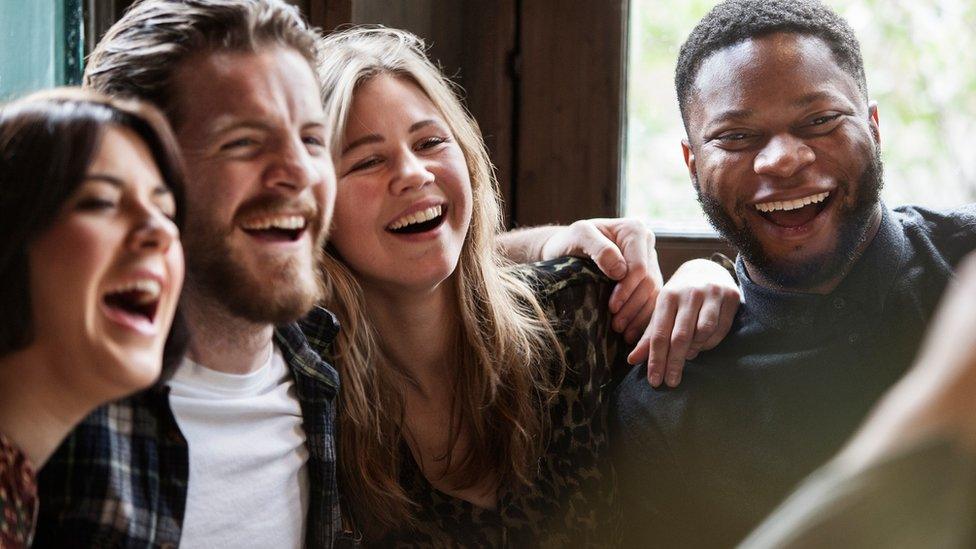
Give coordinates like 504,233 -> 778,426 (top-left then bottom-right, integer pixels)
610,0 -> 976,546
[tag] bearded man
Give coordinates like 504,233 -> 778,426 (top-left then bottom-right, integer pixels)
610,0 -> 976,547
31,1 -> 743,546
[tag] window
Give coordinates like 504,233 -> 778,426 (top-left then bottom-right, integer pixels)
0,0 -> 83,100
624,0 -> 976,234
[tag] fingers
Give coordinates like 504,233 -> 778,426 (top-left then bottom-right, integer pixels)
611,271 -> 655,331
624,292 -> 658,344
663,289 -> 705,387
610,227 -> 662,314
685,290 -> 721,360
700,287 -> 740,351
637,292 -> 678,387
541,221 -> 628,279
686,284 -> 732,356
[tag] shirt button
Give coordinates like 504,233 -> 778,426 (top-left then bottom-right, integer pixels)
833,298 -> 846,309
849,333 -> 860,344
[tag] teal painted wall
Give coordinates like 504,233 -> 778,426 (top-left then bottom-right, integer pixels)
0,0 -> 83,101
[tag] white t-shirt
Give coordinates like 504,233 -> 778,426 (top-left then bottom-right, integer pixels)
167,343 -> 309,548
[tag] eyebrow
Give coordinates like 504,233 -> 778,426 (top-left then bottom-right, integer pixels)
84,173 -> 173,196
704,109 -> 754,131
341,119 -> 440,155
207,118 -> 273,140
792,90 -> 846,108
83,173 -> 124,187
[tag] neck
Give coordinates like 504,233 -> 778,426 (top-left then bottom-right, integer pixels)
746,206 -> 884,294
0,346 -> 108,468
182,283 -> 275,375
362,279 -> 458,394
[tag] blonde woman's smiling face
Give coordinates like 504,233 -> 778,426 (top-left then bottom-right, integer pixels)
331,74 -> 472,293
28,125 -> 184,395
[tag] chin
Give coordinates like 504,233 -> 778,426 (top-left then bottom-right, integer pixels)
95,345 -> 164,397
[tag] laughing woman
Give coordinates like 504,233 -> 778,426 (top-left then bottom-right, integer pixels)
0,89 -> 185,547
317,28 -> 736,546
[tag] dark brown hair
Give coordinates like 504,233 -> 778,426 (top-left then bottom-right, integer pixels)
0,87 -> 188,367
84,0 -> 320,125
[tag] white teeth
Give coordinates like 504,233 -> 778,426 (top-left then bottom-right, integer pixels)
755,191 -> 829,213
240,215 -> 307,231
106,279 -> 161,300
388,205 -> 443,230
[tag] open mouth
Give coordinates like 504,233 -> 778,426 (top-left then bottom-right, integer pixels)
239,215 -> 307,242
386,204 -> 448,235
102,279 -> 161,325
754,191 -> 832,228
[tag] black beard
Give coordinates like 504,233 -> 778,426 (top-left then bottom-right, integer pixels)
696,149 -> 884,291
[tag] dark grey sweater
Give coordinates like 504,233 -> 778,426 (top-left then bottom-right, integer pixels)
610,205 -> 976,548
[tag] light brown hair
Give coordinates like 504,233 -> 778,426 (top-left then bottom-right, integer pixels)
84,0 -> 320,125
317,27 -> 565,536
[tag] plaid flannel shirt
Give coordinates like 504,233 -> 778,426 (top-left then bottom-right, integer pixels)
34,306 -> 343,548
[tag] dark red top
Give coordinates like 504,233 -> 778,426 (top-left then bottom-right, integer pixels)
0,432 -> 36,548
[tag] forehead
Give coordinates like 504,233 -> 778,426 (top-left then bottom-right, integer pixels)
345,75 -> 442,136
688,33 -> 863,129
170,46 -> 323,135
89,125 -> 160,179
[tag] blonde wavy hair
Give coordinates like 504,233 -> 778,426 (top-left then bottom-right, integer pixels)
317,27 -> 564,536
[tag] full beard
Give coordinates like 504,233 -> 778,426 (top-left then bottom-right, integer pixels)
184,197 -> 327,325
697,149 -> 884,291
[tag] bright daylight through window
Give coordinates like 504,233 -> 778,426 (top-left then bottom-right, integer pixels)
625,0 -> 976,234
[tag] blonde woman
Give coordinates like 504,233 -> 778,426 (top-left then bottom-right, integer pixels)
317,28 -> 736,545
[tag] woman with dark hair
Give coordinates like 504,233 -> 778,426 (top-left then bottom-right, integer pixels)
0,88 -> 185,547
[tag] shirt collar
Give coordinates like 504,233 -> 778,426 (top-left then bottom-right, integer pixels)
274,306 -> 341,392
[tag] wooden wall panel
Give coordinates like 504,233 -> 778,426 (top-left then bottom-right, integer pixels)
453,1 -> 517,226
308,0 -> 517,226
515,0 -> 628,226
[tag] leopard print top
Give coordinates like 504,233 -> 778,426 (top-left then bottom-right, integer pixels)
0,432 -> 36,548
373,257 -> 628,547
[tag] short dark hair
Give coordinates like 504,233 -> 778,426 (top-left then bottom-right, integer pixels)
675,0 -> 867,128
0,88 -> 187,367
84,0 -> 320,125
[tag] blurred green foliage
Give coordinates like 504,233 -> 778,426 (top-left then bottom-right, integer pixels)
625,0 -> 976,232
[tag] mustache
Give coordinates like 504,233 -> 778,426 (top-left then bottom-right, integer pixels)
234,195 -> 321,225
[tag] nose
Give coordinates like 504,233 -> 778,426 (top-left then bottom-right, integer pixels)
754,134 -> 815,178
390,148 -> 434,195
263,136 -> 321,194
129,207 -> 178,254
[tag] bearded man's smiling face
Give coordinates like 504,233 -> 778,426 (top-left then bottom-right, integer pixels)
171,47 -> 336,323
682,32 -> 884,292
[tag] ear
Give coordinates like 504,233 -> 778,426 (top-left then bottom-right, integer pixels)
867,101 -> 881,148
682,138 -> 698,181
